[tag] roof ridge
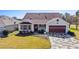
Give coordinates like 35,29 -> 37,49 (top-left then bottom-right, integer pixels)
23,13 -> 62,20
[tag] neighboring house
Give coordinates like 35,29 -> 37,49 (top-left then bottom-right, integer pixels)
0,19 -> 5,31
0,15 -> 20,32
69,15 -> 79,25
18,13 -> 69,33
69,16 -> 76,24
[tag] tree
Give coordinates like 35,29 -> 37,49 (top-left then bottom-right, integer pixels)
76,10 -> 79,30
65,13 -> 71,28
12,17 -> 17,19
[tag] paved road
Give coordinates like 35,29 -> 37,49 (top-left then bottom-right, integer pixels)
49,36 -> 79,49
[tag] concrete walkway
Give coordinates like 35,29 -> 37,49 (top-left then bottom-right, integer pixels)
49,36 -> 79,49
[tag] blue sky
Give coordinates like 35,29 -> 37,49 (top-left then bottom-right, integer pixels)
0,10 -> 77,19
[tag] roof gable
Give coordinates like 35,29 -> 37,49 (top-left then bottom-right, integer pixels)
47,18 -> 69,25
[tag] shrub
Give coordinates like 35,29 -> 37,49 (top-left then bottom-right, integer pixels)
30,31 -> 34,34
15,28 -> 18,31
38,29 -> 45,34
16,31 -> 34,36
67,31 -> 75,36
3,30 -> 9,37
19,31 -> 23,34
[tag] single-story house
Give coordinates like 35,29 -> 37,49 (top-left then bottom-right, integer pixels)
18,13 -> 69,33
0,15 -> 20,32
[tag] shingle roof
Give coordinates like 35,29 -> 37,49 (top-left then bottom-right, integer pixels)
0,15 -> 20,26
23,13 -> 63,24
0,19 -> 5,27
23,13 -> 62,20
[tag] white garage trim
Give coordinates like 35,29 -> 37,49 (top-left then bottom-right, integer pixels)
46,18 -> 69,33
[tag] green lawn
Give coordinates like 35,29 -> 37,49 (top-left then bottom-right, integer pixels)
0,31 -> 51,49
70,25 -> 79,40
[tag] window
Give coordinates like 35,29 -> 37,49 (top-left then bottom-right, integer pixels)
21,25 -> 27,30
39,24 -> 46,27
20,25 -> 31,31
23,25 -> 27,30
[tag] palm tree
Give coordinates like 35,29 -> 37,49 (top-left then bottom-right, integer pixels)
76,10 -> 79,30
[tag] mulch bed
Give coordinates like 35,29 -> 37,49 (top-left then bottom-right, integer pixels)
16,32 -> 34,37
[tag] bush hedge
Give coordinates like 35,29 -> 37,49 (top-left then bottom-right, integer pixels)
38,29 -> 45,34
67,31 -> 75,36
2,30 -> 9,37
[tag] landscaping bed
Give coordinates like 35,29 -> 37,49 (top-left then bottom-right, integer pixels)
70,25 -> 79,40
16,31 -> 34,36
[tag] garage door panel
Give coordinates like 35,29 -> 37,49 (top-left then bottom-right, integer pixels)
49,26 -> 66,33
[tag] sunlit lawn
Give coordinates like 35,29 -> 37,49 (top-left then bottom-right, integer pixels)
0,31 -> 51,49
70,25 -> 79,40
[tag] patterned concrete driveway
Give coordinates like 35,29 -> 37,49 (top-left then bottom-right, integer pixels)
49,36 -> 79,49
